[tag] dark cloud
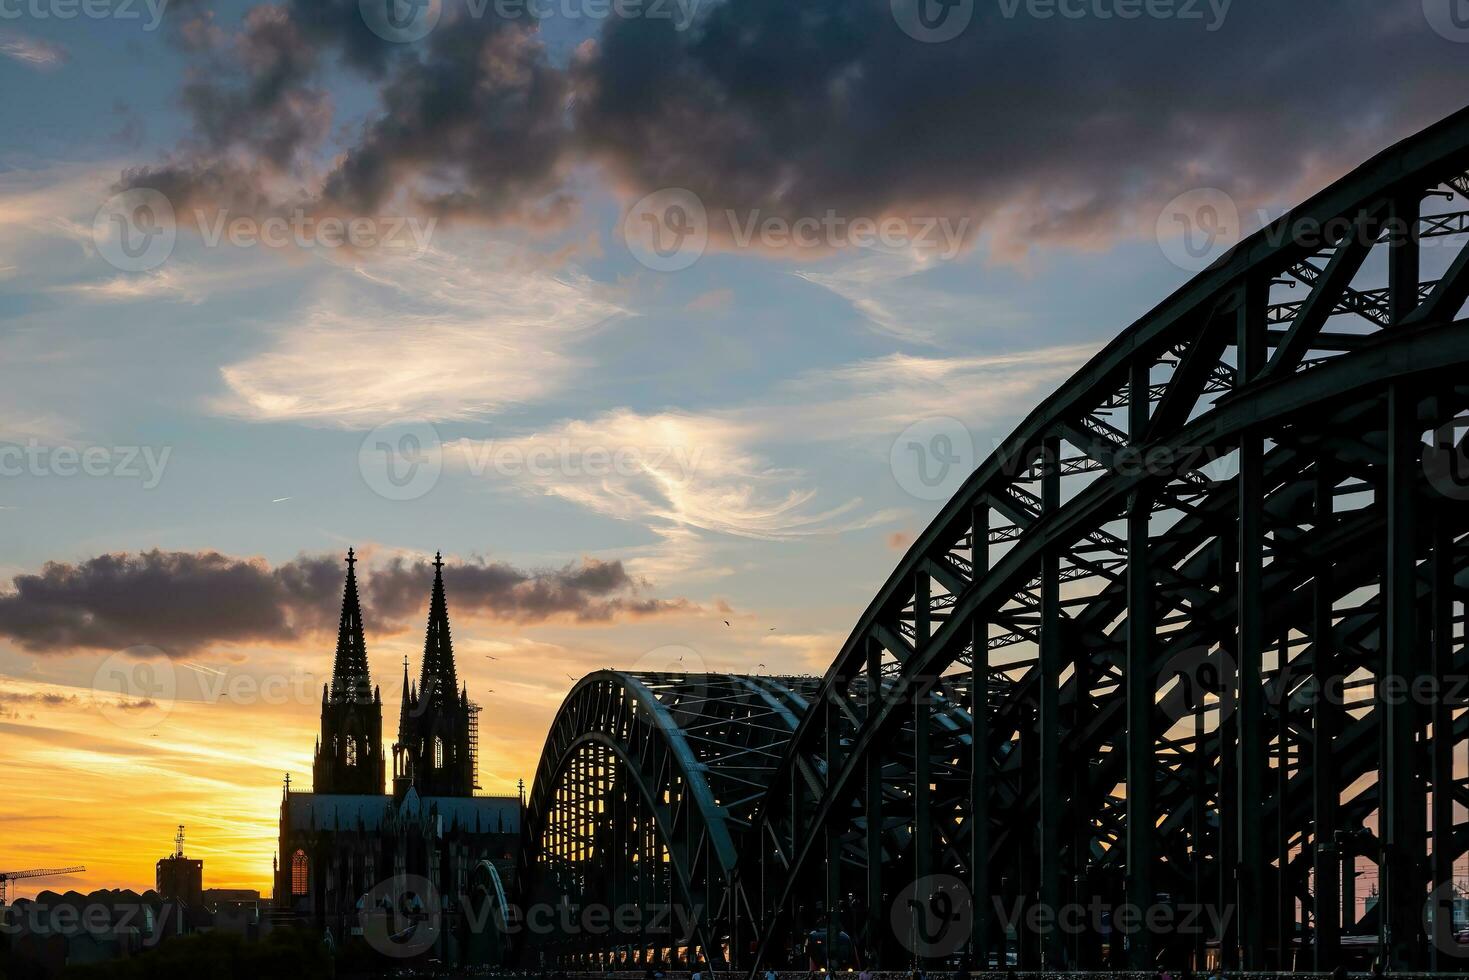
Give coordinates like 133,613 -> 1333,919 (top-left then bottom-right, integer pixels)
282,0 -> 411,76
572,0 -> 1468,255
0,550 -> 693,656
130,2 -> 572,230
125,0 -> 1468,256
0,690 -> 80,706
0,550 -> 342,655
368,556 -> 695,624
179,5 -> 329,170
311,13 -> 574,225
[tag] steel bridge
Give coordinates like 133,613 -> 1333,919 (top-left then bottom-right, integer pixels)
520,107 -> 1469,974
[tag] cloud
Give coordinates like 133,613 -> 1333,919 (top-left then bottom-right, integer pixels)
448,409 -> 877,542
179,5 -> 331,170
125,4 -> 573,233
0,551 -> 344,655
0,690 -> 80,707
215,240 -> 626,425
794,250 -> 1027,343
574,0 -> 1463,259
684,288 -> 735,313
122,0 -> 1469,260
443,343 -> 1090,570
0,33 -> 68,69
751,345 -> 1097,442
62,267 -> 206,303
0,549 -> 693,656
367,555 -> 695,624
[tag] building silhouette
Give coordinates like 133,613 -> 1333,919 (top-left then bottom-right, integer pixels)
392,553 -> 477,798
154,853 -> 201,910
311,550 -> 384,796
274,552 -> 518,966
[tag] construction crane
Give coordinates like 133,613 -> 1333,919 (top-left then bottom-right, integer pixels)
0,867 -> 85,905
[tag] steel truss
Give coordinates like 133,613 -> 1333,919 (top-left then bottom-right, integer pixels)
522,107 -> 1469,975
744,106 -> 1469,974
519,671 -> 823,969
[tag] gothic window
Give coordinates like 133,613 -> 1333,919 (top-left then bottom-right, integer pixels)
346,737 -> 358,767
291,850 -> 309,896
433,736 -> 445,769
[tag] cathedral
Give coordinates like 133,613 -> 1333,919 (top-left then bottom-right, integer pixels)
274,551 -> 520,965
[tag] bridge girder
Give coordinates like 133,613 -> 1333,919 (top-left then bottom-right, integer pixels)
520,106 -> 1469,977
745,106 -> 1469,974
519,671 -> 823,970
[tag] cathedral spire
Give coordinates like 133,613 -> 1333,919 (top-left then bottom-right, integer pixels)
398,653 -> 413,731
330,548 -> 372,703
419,552 -> 458,710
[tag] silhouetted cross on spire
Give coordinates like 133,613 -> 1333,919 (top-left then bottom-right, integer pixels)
346,548 -> 356,569
433,551 -> 443,570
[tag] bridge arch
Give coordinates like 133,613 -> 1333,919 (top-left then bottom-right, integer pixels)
745,106 -> 1469,974
519,671 -> 822,970
518,107 -> 1469,976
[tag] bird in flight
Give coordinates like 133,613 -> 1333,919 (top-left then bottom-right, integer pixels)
723,620 -> 730,626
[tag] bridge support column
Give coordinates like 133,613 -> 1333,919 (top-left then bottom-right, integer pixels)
1312,461 -> 1340,970
1382,381 -> 1426,968
826,693 -> 844,970
970,503 -> 990,969
1038,435 -> 1063,969
866,638 -> 884,966
1125,358 -> 1156,971
1382,191 -> 1427,970
1431,507 -> 1457,970
1236,272 -> 1268,969
912,571 -> 933,967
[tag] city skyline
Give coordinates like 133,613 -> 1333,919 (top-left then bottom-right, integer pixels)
3,0 -> 1469,939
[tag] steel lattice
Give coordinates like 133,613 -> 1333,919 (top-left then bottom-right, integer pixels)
522,107 -> 1469,975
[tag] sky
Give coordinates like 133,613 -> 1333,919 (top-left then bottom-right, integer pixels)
0,0 -> 1466,899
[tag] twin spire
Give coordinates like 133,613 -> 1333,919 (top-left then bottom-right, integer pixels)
327,549 -> 459,708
